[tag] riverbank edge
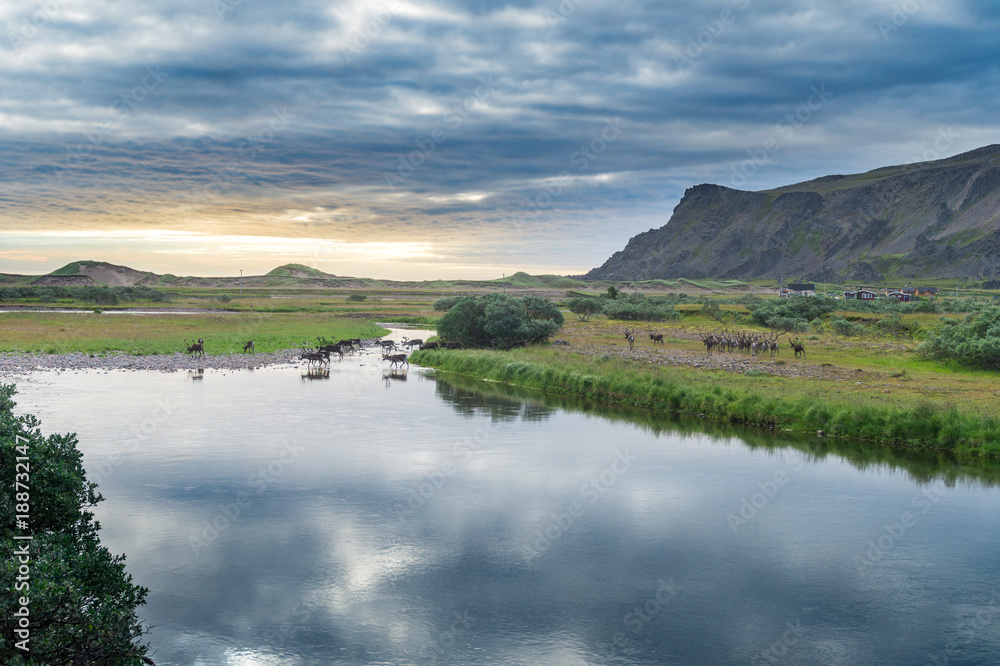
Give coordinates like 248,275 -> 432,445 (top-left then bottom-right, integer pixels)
410,349 -> 1000,461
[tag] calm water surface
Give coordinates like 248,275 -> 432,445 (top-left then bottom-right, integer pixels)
8,342 -> 1000,665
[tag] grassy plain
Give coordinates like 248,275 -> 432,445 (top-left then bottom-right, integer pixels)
412,308 -> 1000,459
4,283 -> 1000,459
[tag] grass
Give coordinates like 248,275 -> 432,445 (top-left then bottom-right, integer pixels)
0,312 -> 389,355
412,346 -> 1000,459
411,311 -> 1000,461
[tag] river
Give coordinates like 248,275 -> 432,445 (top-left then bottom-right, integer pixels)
7,332 -> 1000,665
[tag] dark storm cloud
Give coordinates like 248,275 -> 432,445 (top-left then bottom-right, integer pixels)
1,0 -> 999,273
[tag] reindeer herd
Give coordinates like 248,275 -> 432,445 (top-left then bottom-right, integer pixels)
622,327 -> 807,359
180,334 -> 459,372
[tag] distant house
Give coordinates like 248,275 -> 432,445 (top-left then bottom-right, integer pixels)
787,283 -> 815,292
886,291 -> 911,302
844,289 -> 878,300
779,288 -> 816,298
901,286 -> 938,297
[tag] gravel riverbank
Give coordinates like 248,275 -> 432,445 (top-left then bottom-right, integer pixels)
0,348 -> 380,376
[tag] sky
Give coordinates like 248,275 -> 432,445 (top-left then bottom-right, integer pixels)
1,0 -> 999,280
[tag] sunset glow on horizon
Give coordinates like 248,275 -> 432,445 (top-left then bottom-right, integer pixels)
2,0 -> 999,279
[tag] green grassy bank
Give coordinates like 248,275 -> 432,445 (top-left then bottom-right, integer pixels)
0,312 -> 388,355
410,348 -> 1000,460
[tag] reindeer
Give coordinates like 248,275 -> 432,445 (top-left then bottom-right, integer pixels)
378,340 -> 397,352
242,340 -> 255,354
444,342 -> 462,349
402,338 -> 424,350
648,330 -> 664,346
300,350 -> 329,367
318,343 -> 344,360
382,352 -> 409,369
765,331 -> 782,357
699,331 -> 717,355
185,338 -> 205,358
624,327 -> 635,350
420,342 -> 441,350
789,338 -> 806,358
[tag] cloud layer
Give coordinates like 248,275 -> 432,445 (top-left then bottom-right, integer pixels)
2,0 -> 999,277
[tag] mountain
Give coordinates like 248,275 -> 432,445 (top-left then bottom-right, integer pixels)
588,145 -> 1000,281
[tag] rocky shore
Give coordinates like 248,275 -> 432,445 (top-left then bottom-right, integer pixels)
0,348 -> 337,376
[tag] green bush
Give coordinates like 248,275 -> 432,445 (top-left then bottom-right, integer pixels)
0,385 -> 151,664
750,296 -> 837,328
347,294 -> 367,302
601,293 -> 680,322
0,285 -> 169,304
919,306 -> 1000,370
433,295 -> 473,312
701,301 -> 727,323
436,294 -> 563,348
765,316 -> 809,333
830,316 -> 865,337
566,297 -> 602,321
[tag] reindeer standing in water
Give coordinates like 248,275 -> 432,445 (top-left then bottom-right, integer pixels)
624,327 -> 635,350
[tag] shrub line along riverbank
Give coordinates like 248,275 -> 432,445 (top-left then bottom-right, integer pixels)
409,349 -> 1000,461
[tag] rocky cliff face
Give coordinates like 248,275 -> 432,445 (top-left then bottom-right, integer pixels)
587,145 -> 1000,281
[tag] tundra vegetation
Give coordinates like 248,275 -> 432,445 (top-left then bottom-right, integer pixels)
0,385 -> 152,665
918,306 -> 1000,370
416,287 -> 1000,459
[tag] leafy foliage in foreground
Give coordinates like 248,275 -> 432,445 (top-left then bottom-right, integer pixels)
919,306 -> 1000,370
436,294 -> 563,348
0,385 -> 151,665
